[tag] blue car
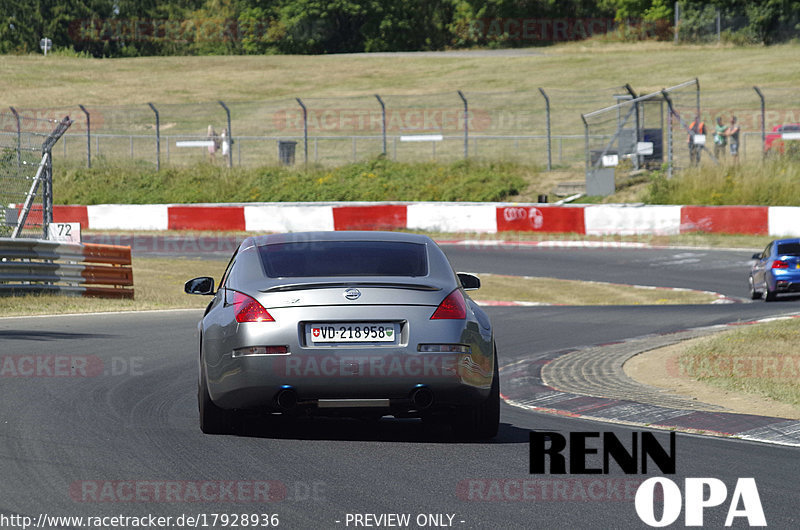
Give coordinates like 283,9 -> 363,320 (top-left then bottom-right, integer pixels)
749,238 -> 800,301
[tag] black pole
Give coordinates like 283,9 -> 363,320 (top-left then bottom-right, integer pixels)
218,100 -> 233,168
78,104 -> 91,168
538,88 -> 551,171
624,84 -> 640,169
753,86 -> 766,158
147,102 -> 160,171
375,94 -> 386,156
9,106 -> 21,167
295,98 -> 308,166
457,90 -> 468,159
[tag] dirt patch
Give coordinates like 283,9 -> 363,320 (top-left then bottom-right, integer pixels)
624,340 -> 800,420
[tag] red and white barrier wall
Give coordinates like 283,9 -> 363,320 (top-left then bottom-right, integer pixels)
51,202 -> 800,236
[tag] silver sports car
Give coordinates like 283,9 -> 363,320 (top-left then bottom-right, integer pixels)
185,231 -> 499,438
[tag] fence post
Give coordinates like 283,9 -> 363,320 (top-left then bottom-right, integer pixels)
375,94 -> 386,156
9,106 -> 21,167
581,113 -> 589,178
753,86 -> 766,158
78,104 -> 91,168
295,98 -> 308,166
694,77 -> 700,120
674,1 -> 679,44
457,90 -> 468,159
667,104 -> 673,179
147,102 -> 160,171
538,87 -> 551,171
624,84 -> 640,170
218,100 -> 233,168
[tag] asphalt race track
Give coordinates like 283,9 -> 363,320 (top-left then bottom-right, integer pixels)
1,242 -> 798,528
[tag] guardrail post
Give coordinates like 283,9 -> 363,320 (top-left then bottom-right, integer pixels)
9,106 -> 21,167
375,94 -> 386,156
218,100 -> 233,168
753,86 -> 766,158
295,98 -> 308,166
78,104 -> 91,168
457,90 -> 468,159
147,102 -> 160,171
538,88 -> 551,171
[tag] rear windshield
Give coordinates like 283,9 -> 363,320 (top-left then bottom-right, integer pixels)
258,241 -> 428,277
776,242 -> 800,256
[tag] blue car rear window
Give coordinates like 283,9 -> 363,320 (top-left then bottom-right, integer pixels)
258,241 -> 428,277
777,242 -> 800,256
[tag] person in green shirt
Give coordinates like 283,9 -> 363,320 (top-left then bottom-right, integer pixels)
713,116 -> 727,160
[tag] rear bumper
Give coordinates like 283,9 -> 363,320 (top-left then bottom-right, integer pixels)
206,351 -> 492,412
769,270 -> 800,292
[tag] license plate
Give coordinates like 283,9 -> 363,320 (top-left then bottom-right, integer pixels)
307,323 -> 397,343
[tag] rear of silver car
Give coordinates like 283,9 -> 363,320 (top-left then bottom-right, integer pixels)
190,232 -> 498,438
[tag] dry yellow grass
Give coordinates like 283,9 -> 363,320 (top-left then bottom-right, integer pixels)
0,257 -> 718,317
1,42 -> 798,108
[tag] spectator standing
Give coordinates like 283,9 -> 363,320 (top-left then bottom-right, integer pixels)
206,125 -> 218,163
688,115 -> 707,166
220,128 -> 230,159
727,116 -> 740,163
713,116 -> 727,160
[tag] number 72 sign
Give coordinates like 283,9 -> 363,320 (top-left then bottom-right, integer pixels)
48,222 -> 81,243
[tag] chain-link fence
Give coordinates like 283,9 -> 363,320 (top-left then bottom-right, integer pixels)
1,112 -> 72,238
581,80 -> 700,194
11,83 -> 799,183
675,2 -> 800,44
22,88 -> 633,171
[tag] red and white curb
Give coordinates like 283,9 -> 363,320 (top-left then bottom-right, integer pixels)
501,314 -> 800,447
47,202 -> 800,237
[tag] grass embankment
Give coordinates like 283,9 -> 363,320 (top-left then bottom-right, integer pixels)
0,257 -> 719,317
646,157 -> 800,205
679,319 -> 800,407
56,159 -> 529,204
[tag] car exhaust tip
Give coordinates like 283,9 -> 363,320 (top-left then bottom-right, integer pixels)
410,386 -> 434,410
275,387 -> 298,411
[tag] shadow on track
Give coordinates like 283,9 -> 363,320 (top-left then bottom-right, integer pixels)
224,414 -> 529,444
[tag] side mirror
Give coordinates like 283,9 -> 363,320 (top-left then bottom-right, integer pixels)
185,276 -> 215,295
457,272 -> 481,291
751,253 -> 762,260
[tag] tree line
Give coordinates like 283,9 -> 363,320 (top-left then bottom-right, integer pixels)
1,0 -> 798,57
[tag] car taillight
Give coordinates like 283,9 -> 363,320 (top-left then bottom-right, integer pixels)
431,289 -> 467,320
772,260 -> 789,269
232,291 -> 275,323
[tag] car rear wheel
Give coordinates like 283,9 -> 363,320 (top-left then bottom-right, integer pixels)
749,277 -> 762,300
452,345 -> 500,440
198,362 -> 231,434
764,286 -> 777,302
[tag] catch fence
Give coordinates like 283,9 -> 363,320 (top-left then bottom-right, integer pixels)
7,84 -> 798,187
0,112 -> 72,238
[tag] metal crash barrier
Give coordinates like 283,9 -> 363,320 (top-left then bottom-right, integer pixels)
0,238 -> 134,299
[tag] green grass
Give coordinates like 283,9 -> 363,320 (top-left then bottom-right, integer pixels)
645,156 -> 800,205
679,319 -> 800,407
56,158 -> 529,204
0,256 -> 720,317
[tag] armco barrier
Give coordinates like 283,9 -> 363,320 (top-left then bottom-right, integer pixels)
52,203 -> 800,237
0,238 -> 134,299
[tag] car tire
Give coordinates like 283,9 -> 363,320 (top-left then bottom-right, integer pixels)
764,287 -> 777,302
749,277 -> 761,300
198,362 -> 230,434
452,345 -> 500,440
